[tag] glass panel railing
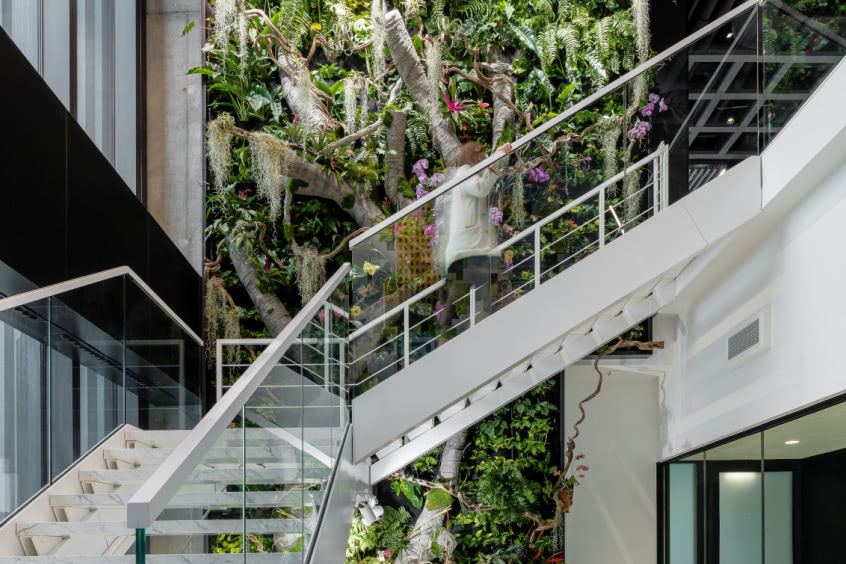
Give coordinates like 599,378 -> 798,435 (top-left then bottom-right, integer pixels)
0,270 -> 202,524
347,0 -> 846,393
131,265 -> 350,563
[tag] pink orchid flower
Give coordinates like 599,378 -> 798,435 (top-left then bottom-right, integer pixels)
442,93 -> 467,113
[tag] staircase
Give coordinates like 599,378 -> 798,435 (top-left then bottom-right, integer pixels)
0,425 -> 339,562
1,0 -> 844,561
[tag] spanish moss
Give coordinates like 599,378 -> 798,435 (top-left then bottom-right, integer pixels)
294,246 -> 327,303
207,112 -> 235,192
249,132 -> 291,221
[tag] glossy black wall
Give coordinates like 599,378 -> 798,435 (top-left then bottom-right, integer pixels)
0,26 -> 201,333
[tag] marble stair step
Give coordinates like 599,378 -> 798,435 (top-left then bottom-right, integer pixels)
103,447 -> 326,466
0,552 -> 303,563
17,518 -> 310,538
124,428 -> 341,449
50,491 -> 324,511
79,467 -> 329,487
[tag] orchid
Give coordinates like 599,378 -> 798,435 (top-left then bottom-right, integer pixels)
641,102 -> 654,117
362,261 -> 380,276
434,300 -> 444,319
441,93 -> 467,113
429,172 -> 445,186
415,184 -> 428,199
423,223 -> 437,238
477,101 -> 490,109
627,119 -> 651,140
411,158 -> 429,183
527,167 -> 550,183
648,92 -> 660,103
659,98 -> 668,112
489,207 -> 504,226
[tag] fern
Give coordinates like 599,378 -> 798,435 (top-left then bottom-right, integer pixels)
510,22 -> 542,59
406,113 -> 431,155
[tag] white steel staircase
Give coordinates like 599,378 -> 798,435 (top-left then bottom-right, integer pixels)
2,0 -> 845,561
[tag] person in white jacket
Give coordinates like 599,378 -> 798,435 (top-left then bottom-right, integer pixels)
438,141 -> 512,340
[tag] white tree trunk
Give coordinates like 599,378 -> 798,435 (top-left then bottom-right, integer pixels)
384,9 -> 461,166
395,429 -> 469,563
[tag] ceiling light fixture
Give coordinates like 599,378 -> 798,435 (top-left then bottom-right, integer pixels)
726,32 -> 734,39
785,440 -> 800,445
726,116 -> 736,125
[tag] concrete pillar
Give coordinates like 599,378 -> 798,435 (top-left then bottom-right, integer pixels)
145,0 -> 205,273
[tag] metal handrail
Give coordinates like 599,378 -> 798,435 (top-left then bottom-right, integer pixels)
488,145 -> 667,255
126,263 -> 351,529
0,265 -> 202,345
348,0 -> 759,249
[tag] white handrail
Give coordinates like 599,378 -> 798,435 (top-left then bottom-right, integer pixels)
488,145 -> 666,256
348,279 -> 445,341
0,265 -> 202,345
348,0 -> 759,249
126,263 -> 351,529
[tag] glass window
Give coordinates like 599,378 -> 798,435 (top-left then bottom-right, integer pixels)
0,0 -> 41,70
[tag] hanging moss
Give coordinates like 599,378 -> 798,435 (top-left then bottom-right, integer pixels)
238,12 -> 249,76
624,170 -> 641,225
632,0 -> 650,63
212,0 -> 238,51
207,113 -> 235,192
509,174 -> 526,226
599,116 -> 621,194
249,132 -> 291,221
343,77 -> 360,134
371,0 -> 387,81
205,276 -> 244,365
294,246 -> 327,303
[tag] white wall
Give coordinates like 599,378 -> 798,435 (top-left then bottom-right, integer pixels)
660,154 -> 846,460
564,366 -> 658,564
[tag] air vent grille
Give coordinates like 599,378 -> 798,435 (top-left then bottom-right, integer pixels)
728,318 -> 760,361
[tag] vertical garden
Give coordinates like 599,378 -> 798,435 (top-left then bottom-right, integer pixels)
198,0 -> 653,560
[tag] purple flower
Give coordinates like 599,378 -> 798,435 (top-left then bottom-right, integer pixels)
627,119 -> 651,140
415,184 -> 428,199
434,300 -> 444,319
489,207 -> 503,226
427,231 -> 439,247
659,98 -> 668,112
641,103 -> 655,117
527,167 -> 550,183
648,92 -> 660,103
423,223 -> 437,238
428,172 -> 445,187
412,159 -> 429,183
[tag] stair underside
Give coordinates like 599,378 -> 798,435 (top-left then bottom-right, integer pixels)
368,272 -> 681,482
353,155 -> 762,471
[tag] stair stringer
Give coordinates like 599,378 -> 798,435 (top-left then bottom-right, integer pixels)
368,276 -> 678,482
351,156 -> 762,463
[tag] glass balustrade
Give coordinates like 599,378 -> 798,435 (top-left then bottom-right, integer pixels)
0,273 -> 202,524
346,0 -> 846,396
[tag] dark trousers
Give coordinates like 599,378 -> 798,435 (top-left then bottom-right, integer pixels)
439,256 -> 491,339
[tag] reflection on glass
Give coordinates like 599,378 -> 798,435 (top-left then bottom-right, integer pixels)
0,274 -> 203,524
0,299 -> 49,521
666,401 -> 846,563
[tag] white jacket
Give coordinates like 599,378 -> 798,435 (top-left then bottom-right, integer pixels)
443,166 -> 498,270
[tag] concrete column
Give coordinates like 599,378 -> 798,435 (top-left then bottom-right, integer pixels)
145,0 -> 204,273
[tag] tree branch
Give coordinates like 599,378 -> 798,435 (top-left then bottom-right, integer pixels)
384,9 -> 461,165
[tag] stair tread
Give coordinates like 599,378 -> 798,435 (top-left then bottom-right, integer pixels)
17,519 -> 310,537
103,447 -> 328,465
50,491 -> 323,509
79,467 -> 328,485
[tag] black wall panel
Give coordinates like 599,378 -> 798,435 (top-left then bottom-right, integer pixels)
0,26 -> 200,333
